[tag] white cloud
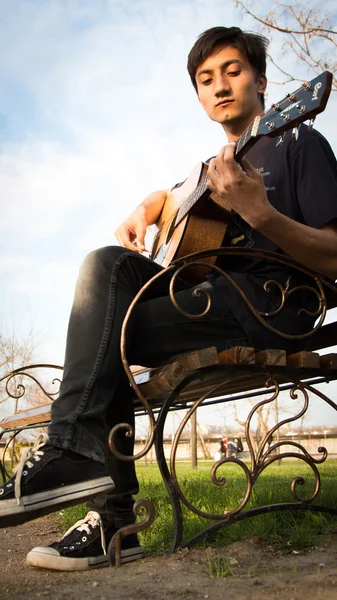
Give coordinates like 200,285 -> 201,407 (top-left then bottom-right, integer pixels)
0,254 -> 36,272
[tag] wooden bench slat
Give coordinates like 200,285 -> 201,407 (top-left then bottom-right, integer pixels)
255,349 -> 287,367
319,353 -> 337,370
170,347 -> 219,370
138,361 -> 187,399
286,351 -> 320,369
0,405 -> 52,430
218,346 -> 255,365
134,347 -> 220,399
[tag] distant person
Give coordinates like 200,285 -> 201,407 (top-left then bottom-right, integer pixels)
227,440 -> 238,456
220,437 -> 227,457
235,437 -> 243,453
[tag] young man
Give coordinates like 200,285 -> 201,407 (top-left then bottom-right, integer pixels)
1,26 -> 337,571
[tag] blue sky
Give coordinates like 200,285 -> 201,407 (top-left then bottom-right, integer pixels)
1,0 -> 337,428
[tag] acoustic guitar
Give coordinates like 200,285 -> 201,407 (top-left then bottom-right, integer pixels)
150,71 -> 332,282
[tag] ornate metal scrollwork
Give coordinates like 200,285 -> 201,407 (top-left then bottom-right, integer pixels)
168,251 -> 329,339
108,499 -> 156,567
168,374 -> 334,522
1,364 -> 62,403
0,364 -> 64,476
261,277 -> 325,325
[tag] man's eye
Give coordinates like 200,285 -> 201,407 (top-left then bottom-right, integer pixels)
201,78 -> 212,85
227,70 -> 240,76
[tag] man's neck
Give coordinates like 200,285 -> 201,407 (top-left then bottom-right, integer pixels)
223,127 -> 241,142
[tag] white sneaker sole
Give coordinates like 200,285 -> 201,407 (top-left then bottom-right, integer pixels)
0,477 -> 114,527
26,545 -> 144,571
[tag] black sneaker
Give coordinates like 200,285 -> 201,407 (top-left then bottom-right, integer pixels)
0,434 -> 114,528
26,510 -> 144,571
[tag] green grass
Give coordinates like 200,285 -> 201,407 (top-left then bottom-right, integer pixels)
207,555 -> 234,578
60,459 -> 337,555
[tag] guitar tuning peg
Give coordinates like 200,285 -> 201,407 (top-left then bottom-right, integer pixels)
308,117 -> 316,131
276,134 -> 285,147
292,125 -> 301,141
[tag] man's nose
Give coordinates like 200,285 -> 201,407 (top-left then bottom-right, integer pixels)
214,75 -> 231,97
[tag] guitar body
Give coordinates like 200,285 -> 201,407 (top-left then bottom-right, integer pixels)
151,162 -> 231,282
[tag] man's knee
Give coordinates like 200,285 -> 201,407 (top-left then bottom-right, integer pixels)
80,246 -> 133,278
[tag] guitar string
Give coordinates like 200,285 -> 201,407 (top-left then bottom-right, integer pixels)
151,82 -> 307,247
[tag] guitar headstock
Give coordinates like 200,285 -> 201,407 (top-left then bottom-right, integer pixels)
235,71 -> 333,159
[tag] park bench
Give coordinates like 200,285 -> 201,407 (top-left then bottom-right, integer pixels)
1,248 -> 337,567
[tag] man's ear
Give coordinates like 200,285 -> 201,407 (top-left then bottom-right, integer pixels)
257,73 -> 267,95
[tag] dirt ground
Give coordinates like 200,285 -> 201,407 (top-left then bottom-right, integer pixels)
0,516 -> 337,600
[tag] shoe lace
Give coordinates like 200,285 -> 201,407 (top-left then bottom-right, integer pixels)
60,511 -> 107,555
13,433 -> 49,506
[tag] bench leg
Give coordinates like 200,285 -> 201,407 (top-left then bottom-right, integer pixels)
154,373 -> 201,553
107,499 -> 156,567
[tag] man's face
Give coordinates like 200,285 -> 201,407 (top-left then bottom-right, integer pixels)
195,45 -> 266,137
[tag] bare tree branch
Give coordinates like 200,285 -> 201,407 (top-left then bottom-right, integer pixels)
0,328 -> 39,415
235,1 -> 337,91
235,1 -> 337,35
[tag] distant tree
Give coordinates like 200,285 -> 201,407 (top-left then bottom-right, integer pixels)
203,423 -> 224,435
0,329 -> 35,373
0,326 -> 56,415
0,327 -> 37,411
0,327 -> 61,467
235,1 -> 337,90
233,399 -> 273,453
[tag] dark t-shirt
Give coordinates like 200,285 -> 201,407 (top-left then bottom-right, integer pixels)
207,125 -> 337,350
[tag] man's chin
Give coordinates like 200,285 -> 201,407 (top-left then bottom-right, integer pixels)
219,114 -> 240,127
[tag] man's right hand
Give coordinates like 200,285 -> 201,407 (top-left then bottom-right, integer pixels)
115,205 -> 148,253
114,189 -> 168,253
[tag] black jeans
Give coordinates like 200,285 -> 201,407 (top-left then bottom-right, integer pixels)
48,246 -> 248,527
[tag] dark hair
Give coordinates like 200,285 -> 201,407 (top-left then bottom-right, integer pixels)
187,26 -> 268,107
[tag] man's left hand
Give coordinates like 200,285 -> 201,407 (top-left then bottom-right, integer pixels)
207,143 -> 272,230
